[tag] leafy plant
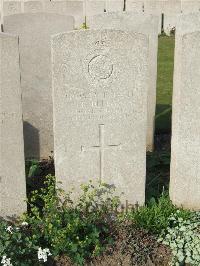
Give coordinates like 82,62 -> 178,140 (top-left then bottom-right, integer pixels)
24,176 -> 119,265
146,151 -> 170,201
124,193 -> 190,235
0,220 -> 44,266
159,210 -> 200,266
25,160 -> 41,178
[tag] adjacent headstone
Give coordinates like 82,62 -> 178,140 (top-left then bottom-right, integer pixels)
164,14 -> 178,36
24,1 -> 44,13
52,29 -> 149,205
85,1 -> 105,17
4,13 -> 74,159
143,0 -> 163,14
181,1 -> 200,14
126,1 -> 143,12
105,1 -> 124,12
163,0 -> 181,14
143,1 -> 164,34
44,1 -> 84,28
0,33 -> 26,217
170,13 -> 200,210
3,1 -> 22,16
88,12 -> 159,151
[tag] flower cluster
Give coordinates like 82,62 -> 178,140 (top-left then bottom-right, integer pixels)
5,226 -> 13,234
1,256 -> 12,266
158,210 -> 200,266
37,247 -> 52,263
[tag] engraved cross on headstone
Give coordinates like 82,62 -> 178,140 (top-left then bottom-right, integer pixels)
81,124 -> 121,181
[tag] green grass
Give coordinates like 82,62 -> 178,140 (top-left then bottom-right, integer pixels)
156,35 -> 175,133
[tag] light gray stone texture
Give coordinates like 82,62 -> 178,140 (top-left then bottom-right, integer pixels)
0,33 -> 26,217
163,0 -> 181,14
3,1 -> 22,16
181,1 -> 200,13
126,1 -> 143,12
87,12 -> 159,151
143,0 -> 163,14
44,1 -> 84,28
4,13 -> 74,159
170,14 -> 200,210
175,13 -> 200,34
24,1 -> 44,13
143,1 -> 163,34
85,1 -> 105,16
52,29 -> 149,205
164,14 -> 178,36
105,1 -> 124,12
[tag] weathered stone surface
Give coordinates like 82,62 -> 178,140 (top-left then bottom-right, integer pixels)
164,14 -> 178,36
105,1 -> 124,12
126,1 -> 144,13
181,1 -> 200,14
3,1 -> 22,16
44,1 -> 84,28
52,29 -> 148,205
88,12 -> 159,151
3,0 -> 84,28
24,1 -> 44,13
143,1 -> 163,34
175,13 -> 200,34
4,13 -> 74,159
170,14 -> 200,210
0,33 -> 26,217
85,1 -> 105,16
163,0 -> 181,14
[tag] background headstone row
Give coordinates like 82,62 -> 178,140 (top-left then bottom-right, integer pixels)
1,10 -> 200,218
1,0 -> 200,31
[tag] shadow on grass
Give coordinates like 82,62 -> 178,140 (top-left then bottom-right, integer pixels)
155,104 -> 172,134
146,104 -> 172,202
146,150 -> 170,202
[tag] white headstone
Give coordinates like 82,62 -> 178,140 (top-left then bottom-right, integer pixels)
170,14 -> 200,210
85,1 -> 105,17
87,12 -> 159,151
44,1 -> 84,28
0,33 -> 26,217
24,1 -> 44,13
181,1 -> 200,14
52,29 -> 148,205
4,13 -> 74,159
163,0 -> 181,14
164,14 -> 178,36
126,1 -> 143,12
143,1 -> 163,34
105,0 -> 124,12
3,1 -> 22,16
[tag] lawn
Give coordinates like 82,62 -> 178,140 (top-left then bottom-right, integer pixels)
146,36 -> 175,201
156,35 -> 175,133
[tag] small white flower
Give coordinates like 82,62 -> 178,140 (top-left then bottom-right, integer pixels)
37,247 -> 52,262
21,222 -> 28,226
1,255 -> 13,266
6,226 -> 13,234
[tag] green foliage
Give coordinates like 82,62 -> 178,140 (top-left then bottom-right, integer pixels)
24,175 -> 119,265
25,160 -> 41,178
156,35 -> 175,133
0,176 -> 119,265
1,174 -> 199,266
0,220 -> 41,266
81,22 -> 89,29
159,210 -> 200,266
124,194 -> 190,235
146,151 -> 170,201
